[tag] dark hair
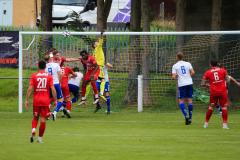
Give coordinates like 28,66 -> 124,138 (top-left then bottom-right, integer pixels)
73,67 -> 80,72
44,54 -> 50,62
80,49 -> 88,57
38,60 -> 46,69
210,60 -> 218,67
176,52 -> 184,60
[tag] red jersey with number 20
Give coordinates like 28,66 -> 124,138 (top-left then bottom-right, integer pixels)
203,67 -> 228,95
30,70 -> 54,107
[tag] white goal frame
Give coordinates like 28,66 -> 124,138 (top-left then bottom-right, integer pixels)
19,30 -> 240,113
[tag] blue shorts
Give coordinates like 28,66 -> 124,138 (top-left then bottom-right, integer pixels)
178,85 -> 193,99
104,82 -> 110,92
96,81 -> 110,93
54,84 -> 63,99
68,84 -> 80,97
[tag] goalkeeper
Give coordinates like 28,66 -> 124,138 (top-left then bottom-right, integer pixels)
92,31 -> 106,101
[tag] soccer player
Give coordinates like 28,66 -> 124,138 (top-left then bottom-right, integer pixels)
78,49 -> 100,105
60,63 -> 76,118
201,60 -> 229,129
44,53 -> 63,120
95,63 -> 113,114
68,67 -> 83,104
25,60 -> 57,143
172,52 -> 195,125
92,32 -> 106,101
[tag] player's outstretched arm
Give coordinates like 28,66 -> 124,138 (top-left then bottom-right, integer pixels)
228,75 -> 240,86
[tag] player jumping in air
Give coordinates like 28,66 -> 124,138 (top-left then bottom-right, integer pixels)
92,32 -> 107,101
172,52 -> 195,125
78,50 -> 100,105
25,60 -> 57,143
201,60 -> 230,129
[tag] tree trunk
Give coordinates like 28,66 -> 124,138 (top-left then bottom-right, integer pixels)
124,0 -> 142,104
175,0 -> 186,51
211,0 -> 222,59
141,0 -> 152,105
39,0 -> 53,58
97,0 -> 112,31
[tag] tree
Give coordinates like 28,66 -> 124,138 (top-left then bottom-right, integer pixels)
175,0 -> 186,51
97,0 -> 113,31
124,0 -> 142,104
141,0 -> 152,105
39,0 -> 53,57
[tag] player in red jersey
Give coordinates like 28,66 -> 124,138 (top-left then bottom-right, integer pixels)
60,63 -> 76,118
25,60 -> 57,143
201,60 -> 229,129
78,49 -> 100,105
49,48 -> 79,66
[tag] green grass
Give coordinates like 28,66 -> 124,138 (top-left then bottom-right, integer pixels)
0,108 -> 240,160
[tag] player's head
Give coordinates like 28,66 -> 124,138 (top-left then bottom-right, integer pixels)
73,67 -> 79,72
44,54 -> 50,62
46,48 -> 57,57
92,40 -> 98,49
210,60 -> 218,67
38,60 -> 46,70
80,49 -> 89,60
176,52 -> 184,61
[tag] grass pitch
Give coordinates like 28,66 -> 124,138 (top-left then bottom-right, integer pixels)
0,108 -> 240,160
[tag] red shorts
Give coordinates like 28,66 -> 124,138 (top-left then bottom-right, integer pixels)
83,69 -> 100,81
61,85 -> 70,98
210,92 -> 228,107
33,106 -> 51,118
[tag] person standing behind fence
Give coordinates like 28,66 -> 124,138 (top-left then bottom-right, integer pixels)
172,52 -> 195,125
25,60 -> 57,143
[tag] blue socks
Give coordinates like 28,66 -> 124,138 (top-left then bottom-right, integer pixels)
179,103 -> 187,118
179,103 -> 193,120
188,103 -> 193,119
106,96 -> 110,112
54,101 -> 63,112
71,97 -> 78,103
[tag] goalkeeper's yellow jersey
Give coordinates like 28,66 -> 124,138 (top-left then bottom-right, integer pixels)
93,37 -> 105,67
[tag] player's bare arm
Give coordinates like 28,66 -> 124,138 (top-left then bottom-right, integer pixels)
65,57 -> 81,62
172,73 -> 177,80
190,68 -> 195,76
51,86 -> 57,101
228,75 -> 240,86
25,85 -> 33,111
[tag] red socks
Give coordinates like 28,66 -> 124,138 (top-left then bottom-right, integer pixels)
222,108 -> 228,123
39,122 -> 46,137
205,107 -> 213,122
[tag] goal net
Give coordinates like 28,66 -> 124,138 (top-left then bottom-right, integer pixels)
13,31 -> 240,112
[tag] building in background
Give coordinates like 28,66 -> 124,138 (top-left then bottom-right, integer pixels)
0,0 -> 40,27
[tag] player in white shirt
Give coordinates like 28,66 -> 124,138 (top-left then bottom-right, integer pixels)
68,67 -> 83,104
172,52 -> 195,125
44,53 -> 63,121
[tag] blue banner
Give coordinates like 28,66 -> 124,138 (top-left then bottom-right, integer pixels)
0,31 -> 19,68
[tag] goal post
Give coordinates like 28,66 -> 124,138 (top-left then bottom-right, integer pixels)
18,31 -> 240,113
